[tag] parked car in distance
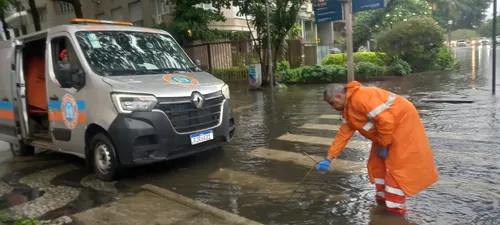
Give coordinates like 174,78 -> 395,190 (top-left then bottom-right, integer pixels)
496,36 -> 500,43
478,37 -> 490,45
456,40 -> 467,47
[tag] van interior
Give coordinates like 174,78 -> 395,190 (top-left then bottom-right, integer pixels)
24,38 -> 51,141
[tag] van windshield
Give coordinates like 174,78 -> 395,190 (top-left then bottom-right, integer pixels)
75,31 -> 199,76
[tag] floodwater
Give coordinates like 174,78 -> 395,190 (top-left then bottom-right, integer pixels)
120,45 -> 500,225
1,45 -> 500,224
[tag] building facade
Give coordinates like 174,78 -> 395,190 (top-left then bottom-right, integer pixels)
4,0 -> 250,37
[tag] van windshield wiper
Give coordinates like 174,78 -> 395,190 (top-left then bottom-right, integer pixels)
104,69 -> 165,76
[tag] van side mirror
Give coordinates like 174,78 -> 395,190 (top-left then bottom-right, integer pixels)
195,59 -> 201,67
71,69 -> 85,89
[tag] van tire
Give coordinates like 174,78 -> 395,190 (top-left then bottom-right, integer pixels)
90,133 -> 119,181
10,142 -> 35,156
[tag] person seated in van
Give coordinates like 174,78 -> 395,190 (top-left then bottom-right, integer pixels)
56,49 -> 73,88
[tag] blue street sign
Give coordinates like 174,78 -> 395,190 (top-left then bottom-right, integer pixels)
314,0 -> 343,24
352,0 -> 387,13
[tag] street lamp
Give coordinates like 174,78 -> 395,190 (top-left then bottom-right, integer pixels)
447,20 -> 452,51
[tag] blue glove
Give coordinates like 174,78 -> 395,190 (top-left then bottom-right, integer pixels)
316,159 -> 331,172
377,147 -> 388,159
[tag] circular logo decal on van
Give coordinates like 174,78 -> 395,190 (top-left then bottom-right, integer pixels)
163,74 -> 199,88
61,94 -> 79,129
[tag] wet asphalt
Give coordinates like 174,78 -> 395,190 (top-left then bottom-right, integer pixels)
0,45 -> 500,225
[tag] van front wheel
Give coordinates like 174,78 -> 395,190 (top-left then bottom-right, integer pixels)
90,133 -> 119,181
10,142 -> 35,156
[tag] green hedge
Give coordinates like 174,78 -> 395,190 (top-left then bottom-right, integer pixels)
322,52 -> 389,66
212,66 -> 249,81
279,59 -> 412,84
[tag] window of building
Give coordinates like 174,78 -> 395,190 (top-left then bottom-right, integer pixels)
59,1 -> 74,14
151,0 -> 169,15
232,6 -> 245,19
96,13 -> 107,20
129,1 -> 143,26
195,3 -> 215,10
111,7 -> 123,21
38,7 -> 48,22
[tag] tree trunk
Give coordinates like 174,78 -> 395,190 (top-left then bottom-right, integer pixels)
28,0 -> 41,31
0,14 -> 11,40
72,0 -> 84,18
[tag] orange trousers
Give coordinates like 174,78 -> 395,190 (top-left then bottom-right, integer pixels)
371,154 -> 407,214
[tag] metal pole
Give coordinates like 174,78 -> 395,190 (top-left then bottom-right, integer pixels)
493,0 -> 497,95
344,0 -> 354,82
265,0 -> 274,88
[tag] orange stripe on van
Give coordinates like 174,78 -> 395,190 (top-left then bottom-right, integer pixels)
48,111 -> 63,121
49,111 -> 86,124
0,110 -> 14,120
78,113 -> 86,123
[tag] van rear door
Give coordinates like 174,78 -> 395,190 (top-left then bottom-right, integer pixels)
0,40 -> 19,143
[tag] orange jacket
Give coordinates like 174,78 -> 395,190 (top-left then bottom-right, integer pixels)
328,81 -> 438,196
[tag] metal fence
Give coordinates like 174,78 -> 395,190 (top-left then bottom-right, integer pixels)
182,40 -> 345,73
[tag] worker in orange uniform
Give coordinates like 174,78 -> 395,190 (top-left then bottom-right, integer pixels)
316,81 -> 438,215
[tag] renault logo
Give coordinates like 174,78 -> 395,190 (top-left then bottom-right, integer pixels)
191,92 -> 204,109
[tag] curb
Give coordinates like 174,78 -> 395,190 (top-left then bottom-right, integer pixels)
141,184 -> 263,225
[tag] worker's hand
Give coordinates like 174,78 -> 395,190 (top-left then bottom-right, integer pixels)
316,159 -> 331,172
377,147 -> 388,159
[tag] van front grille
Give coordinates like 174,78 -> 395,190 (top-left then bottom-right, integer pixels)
156,91 -> 224,133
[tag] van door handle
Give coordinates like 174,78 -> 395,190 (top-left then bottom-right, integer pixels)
49,95 -> 59,101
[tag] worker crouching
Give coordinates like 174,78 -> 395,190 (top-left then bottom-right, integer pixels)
317,81 -> 439,214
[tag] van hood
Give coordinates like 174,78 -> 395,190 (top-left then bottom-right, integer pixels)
102,72 -> 226,97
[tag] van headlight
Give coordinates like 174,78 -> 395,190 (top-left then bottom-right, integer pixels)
111,93 -> 158,113
222,84 -> 230,99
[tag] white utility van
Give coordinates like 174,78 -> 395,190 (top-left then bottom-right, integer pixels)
0,19 -> 235,181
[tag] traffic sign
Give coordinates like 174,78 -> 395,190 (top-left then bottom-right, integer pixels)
314,0 -> 343,24
352,0 -> 387,13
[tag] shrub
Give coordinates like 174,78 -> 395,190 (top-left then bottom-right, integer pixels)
281,65 -> 347,83
428,46 -> 460,71
212,66 -> 248,81
354,62 -> 385,79
277,60 -> 290,73
322,52 -> 388,66
375,16 -> 445,72
387,59 -> 412,76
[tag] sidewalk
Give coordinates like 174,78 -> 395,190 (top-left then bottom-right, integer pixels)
70,184 -> 262,225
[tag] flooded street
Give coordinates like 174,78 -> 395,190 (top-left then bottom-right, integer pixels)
1,46 -> 500,225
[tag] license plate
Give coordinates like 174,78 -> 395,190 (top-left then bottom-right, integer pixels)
190,130 -> 214,145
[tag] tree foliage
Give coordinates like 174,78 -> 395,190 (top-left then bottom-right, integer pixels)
352,0 -> 431,50
477,18 -> 500,37
155,0 -> 231,46
450,29 -> 478,40
430,0 -> 491,29
375,16 -> 445,72
235,0 -> 306,84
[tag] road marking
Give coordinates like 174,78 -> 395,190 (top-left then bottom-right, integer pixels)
318,114 -> 342,120
208,168 -> 326,197
277,133 -> 371,148
3,164 -> 81,218
248,148 -> 366,173
300,123 -> 341,131
299,123 -> 497,143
